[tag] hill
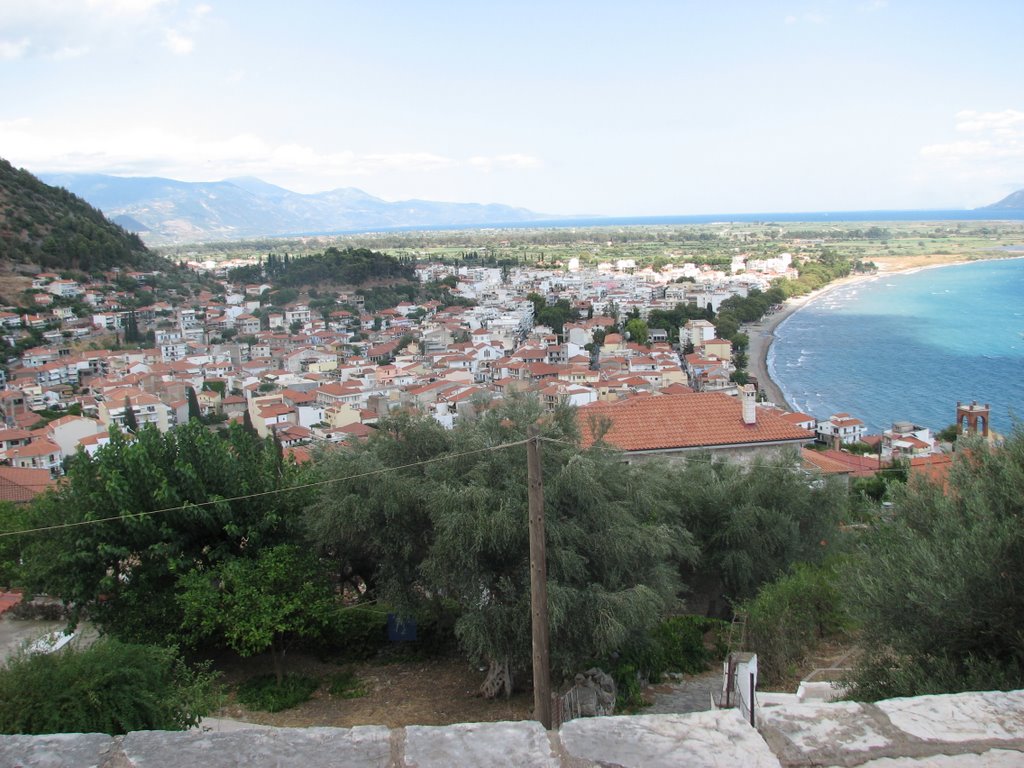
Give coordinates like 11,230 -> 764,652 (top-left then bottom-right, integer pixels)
39,172 -> 552,245
979,188 -> 1024,210
0,159 -> 152,273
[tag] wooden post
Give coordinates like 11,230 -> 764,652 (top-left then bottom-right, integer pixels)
527,425 -> 552,730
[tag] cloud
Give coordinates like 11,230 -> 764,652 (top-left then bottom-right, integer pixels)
51,44 -> 89,60
784,11 -> 826,25
0,121 -> 543,191
918,109 -> 1024,198
1,0 -> 199,61
85,0 -> 169,15
0,37 -> 31,60
469,154 -> 543,172
954,109 -> 1024,134
163,28 -> 194,54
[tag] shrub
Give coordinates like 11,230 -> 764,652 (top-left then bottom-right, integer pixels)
842,430 -> 1024,700
328,669 -> 367,699
235,674 -> 318,712
741,562 -> 847,686
614,615 -> 727,688
321,605 -> 389,661
0,640 -> 221,735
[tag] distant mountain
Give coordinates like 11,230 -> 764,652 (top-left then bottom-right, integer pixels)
40,172 -> 552,244
979,189 -> 1024,210
0,158 -> 151,272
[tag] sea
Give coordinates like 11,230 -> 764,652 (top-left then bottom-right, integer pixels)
767,256 -> 1024,436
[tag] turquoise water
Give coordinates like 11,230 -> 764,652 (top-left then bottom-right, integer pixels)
768,258 -> 1024,435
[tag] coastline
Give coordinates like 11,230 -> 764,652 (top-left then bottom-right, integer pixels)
745,274 -> 875,411
744,253 -> 1023,412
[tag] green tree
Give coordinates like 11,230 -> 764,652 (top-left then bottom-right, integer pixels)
178,545 -> 333,684
663,453 -> 845,617
623,318 -> 649,345
21,422 -> 308,643
0,502 -> 32,588
186,387 -> 202,422
305,397 -> 692,697
122,397 -> 138,433
0,639 -> 221,735
843,430 -> 1024,700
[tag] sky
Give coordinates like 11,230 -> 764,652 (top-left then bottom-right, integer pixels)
2,0 -> 1023,216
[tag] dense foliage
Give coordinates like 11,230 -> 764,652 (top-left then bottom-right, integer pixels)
0,158 -> 150,271
21,421 -> 310,644
0,640 -> 221,735
662,453 -> 846,617
305,396 -> 693,696
741,562 -> 847,685
842,429 -> 1024,700
261,246 -> 414,287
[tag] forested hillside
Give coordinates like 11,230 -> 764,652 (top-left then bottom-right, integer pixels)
0,159 -> 152,272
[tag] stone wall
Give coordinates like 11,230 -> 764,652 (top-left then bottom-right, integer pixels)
3,688 -> 1023,768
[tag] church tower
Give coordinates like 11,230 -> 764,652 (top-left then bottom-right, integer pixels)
956,401 -> 990,438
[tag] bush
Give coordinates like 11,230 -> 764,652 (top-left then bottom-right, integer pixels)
606,614 -> 728,710
321,605 -> 389,661
842,430 -> 1024,700
654,616 -> 728,675
328,669 -> 367,699
741,563 -> 847,686
235,674 -> 318,712
0,639 -> 221,735
8,599 -> 69,622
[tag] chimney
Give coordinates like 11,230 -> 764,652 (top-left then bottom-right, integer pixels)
741,384 -> 757,425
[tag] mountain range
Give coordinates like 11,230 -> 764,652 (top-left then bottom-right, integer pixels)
980,188 -> 1024,210
39,173 -> 552,245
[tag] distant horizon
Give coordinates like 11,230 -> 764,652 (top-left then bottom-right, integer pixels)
36,169 -> 1024,230
3,3 -> 1022,216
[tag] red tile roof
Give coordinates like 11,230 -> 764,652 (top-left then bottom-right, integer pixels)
579,392 -> 813,452
0,466 -> 55,503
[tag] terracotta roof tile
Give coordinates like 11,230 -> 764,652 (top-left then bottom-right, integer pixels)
579,392 -> 813,452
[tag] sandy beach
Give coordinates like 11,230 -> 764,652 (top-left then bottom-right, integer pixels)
744,253 -> 1008,412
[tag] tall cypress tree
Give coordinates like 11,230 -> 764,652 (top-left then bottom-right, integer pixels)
187,387 -> 202,422
122,397 -> 138,433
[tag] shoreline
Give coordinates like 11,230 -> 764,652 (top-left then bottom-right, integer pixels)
745,253 -> 1024,412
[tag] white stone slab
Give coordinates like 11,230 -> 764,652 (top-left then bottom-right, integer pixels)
559,709 -> 781,768
854,749 -> 1024,767
403,721 -> 557,768
757,700 -> 897,764
0,733 -> 114,768
878,691 -> 1024,744
122,725 -> 391,768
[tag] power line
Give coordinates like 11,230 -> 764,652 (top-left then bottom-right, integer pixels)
537,435 -> 941,476
0,437 -> 531,540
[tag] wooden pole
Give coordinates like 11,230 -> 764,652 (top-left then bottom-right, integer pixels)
527,425 -> 552,729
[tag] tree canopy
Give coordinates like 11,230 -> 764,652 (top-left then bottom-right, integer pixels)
305,396 -> 694,696
21,421 -> 309,643
843,429 -> 1024,699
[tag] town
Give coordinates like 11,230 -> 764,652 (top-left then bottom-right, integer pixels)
0,241 -> 966,503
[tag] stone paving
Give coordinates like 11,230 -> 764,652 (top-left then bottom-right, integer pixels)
2,689 -> 1023,767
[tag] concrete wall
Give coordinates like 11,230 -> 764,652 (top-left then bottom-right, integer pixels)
2,688 -> 1023,767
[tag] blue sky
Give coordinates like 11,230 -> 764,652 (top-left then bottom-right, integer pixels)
2,1 -> 1022,215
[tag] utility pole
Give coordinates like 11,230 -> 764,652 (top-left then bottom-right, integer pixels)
527,424 -> 552,729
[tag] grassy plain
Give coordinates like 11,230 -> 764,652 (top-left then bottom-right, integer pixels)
159,220 -> 1024,272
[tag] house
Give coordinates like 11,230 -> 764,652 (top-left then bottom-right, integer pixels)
0,466 -> 55,503
578,386 -> 814,463
45,415 -> 105,457
8,438 -> 63,477
816,413 -> 867,446
97,388 -> 172,433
